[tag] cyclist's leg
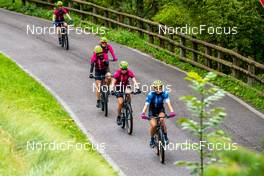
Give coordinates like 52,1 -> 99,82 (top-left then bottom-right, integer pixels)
159,111 -> 169,143
149,118 -> 157,137
117,97 -> 123,116
149,117 -> 157,147
95,80 -> 101,101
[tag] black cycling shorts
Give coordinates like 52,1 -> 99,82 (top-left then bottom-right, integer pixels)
148,106 -> 165,118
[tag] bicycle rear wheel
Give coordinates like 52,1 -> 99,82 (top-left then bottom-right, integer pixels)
125,103 -> 133,135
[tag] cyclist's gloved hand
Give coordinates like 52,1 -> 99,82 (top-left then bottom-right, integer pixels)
141,112 -> 148,120
89,73 -> 94,79
113,58 -> 118,62
168,112 -> 176,118
69,19 -> 73,25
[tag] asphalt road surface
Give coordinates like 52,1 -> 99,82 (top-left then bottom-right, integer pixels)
0,8 -> 264,176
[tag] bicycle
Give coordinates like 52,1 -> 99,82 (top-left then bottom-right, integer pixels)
142,114 -> 174,164
113,90 -> 140,135
54,21 -> 70,50
90,75 -> 110,117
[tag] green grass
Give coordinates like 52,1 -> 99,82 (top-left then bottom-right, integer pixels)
0,53 -> 117,175
0,0 -> 263,112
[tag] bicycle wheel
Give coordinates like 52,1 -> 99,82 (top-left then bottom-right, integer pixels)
158,130 -> 165,163
121,107 -> 126,129
64,33 -> 69,50
104,92 -> 108,117
154,134 -> 159,156
101,93 -> 105,112
61,34 -> 64,48
125,103 -> 133,135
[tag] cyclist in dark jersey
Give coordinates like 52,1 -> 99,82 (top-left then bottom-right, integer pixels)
89,45 -> 109,108
52,1 -> 72,44
141,80 -> 176,148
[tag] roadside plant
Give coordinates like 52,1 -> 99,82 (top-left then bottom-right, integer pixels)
175,72 -> 231,176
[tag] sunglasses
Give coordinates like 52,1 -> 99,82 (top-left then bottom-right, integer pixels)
121,68 -> 127,71
101,42 -> 107,45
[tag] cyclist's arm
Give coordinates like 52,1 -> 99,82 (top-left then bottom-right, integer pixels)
164,92 -> 174,112
65,13 -> 72,21
166,100 -> 174,113
131,77 -> 140,89
108,45 -> 117,61
90,62 -> 94,74
142,92 -> 151,114
52,14 -> 56,22
142,104 -> 148,114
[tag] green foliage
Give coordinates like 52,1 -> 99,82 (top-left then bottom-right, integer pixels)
176,72 -> 229,175
153,0 -> 264,64
205,148 -> 264,176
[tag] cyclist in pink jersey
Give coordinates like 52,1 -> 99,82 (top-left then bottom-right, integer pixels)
110,61 -> 141,125
89,45 -> 109,108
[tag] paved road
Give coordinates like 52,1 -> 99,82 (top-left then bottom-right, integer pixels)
0,9 -> 264,176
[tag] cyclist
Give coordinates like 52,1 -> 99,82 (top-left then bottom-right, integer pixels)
89,45 -> 109,108
110,61 -> 141,125
52,1 -> 72,44
99,37 -> 118,62
141,80 -> 175,148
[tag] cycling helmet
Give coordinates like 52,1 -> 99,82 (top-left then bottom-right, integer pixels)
152,80 -> 163,88
94,45 -> 103,54
119,61 -> 128,70
100,37 -> 108,43
57,1 -> 63,6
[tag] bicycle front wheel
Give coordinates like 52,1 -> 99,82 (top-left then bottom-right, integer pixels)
104,92 -> 108,117
64,34 -> 69,50
158,130 -> 165,163
125,103 -> 133,135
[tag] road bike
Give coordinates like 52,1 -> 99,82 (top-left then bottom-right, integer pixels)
113,90 -> 140,135
54,22 -> 69,50
90,75 -> 110,117
143,114 -> 174,164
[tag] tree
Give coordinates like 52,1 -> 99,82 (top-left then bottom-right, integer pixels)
176,72 -> 229,176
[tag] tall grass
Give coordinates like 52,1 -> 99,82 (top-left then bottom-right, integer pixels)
0,53 -> 117,176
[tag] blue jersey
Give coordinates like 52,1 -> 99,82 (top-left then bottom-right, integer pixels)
145,91 -> 170,108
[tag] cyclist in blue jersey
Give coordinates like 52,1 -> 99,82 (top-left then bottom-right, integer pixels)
141,80 -> 175,148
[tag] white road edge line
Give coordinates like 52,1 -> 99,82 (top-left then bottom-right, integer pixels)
123,46 -> 264,120
0,51 -> 126,176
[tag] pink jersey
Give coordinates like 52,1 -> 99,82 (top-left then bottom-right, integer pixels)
113,69 -> 135,86
90,52 -> 109,70
100,44 -> 117,61
54,7 -> 68,21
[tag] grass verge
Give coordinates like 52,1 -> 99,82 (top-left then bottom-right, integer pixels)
0,0 -> 263,112
0,53 -> 117,175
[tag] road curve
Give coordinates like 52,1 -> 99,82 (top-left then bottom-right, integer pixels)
0,8 -> 263,176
